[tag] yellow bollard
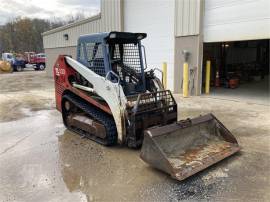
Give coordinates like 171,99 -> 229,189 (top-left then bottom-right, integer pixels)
183,62 -> 189,97
205,60 -> 211,94
162,62 -> 167,89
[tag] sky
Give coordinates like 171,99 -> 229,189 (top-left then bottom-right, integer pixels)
0,0 -> 100,25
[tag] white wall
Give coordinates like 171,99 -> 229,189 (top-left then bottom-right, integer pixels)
123,0 -> 175,91
204,0 -> 270,42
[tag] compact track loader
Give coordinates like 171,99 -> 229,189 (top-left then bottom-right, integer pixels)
54,32 -> 240,181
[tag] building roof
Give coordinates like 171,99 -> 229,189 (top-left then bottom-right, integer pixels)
42,14 -> 101,36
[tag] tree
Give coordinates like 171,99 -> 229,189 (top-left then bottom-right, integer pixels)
0,13 -> 87,54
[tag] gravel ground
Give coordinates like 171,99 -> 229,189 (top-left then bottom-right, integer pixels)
0,71 -> 269,202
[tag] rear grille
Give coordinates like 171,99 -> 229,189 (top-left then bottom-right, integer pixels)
55,82 -> 65,95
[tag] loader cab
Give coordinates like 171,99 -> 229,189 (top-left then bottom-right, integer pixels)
2,53 -> 14,63
77,32 -> 147,95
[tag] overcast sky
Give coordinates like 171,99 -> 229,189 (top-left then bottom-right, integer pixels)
0,0 -> 100,25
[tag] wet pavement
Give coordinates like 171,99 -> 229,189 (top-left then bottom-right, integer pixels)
0,71 -> 269,201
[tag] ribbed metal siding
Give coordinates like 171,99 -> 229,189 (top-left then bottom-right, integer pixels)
44,46 -> 77,77
43,0 -> 122,49
175,0 -> 201,36
101,0 -> 122,32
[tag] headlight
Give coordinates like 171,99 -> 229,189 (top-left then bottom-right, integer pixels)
110,33 -> 117,38
137,34 -> 144,40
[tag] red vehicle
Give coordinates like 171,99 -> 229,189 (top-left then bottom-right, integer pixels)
24,52 -> 46,70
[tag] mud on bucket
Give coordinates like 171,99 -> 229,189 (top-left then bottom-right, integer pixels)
140,113 -> 240,181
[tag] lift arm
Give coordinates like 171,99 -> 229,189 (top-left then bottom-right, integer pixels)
65,56 -> 128,144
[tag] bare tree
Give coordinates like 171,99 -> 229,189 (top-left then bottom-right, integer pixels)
0,16 -> 72,54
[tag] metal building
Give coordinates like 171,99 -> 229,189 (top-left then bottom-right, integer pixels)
43,0 -> 270,95
43,0 -> 122,78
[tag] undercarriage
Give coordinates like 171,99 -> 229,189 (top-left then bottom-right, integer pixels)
62,93 -> 117,145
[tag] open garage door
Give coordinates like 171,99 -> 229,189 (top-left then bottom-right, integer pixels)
202,39 -> 269,105
204,0 -> 270,42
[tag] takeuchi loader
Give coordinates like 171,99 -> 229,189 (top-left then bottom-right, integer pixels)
54,32 -> 240,181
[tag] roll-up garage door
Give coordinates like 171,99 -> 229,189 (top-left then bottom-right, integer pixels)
204,0 -> 270,42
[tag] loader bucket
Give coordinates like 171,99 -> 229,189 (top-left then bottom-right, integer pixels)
140,113 -> 240,181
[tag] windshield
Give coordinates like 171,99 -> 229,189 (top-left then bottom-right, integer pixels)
7,54 -> 13,59
108,42 -> 145,94
109,43 -> 142,74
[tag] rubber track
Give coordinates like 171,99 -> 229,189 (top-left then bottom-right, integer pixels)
62,94 -> 117,146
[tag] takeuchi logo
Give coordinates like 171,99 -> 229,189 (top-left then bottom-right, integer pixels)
55,64 -> 65,76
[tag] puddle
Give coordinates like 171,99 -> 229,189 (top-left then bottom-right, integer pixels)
58,130 -> 170,201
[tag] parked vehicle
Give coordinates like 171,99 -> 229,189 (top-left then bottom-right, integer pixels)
2,53 -> 26,72
24,52 -> 46,70
2,53 -> 14,63
12,57 -> 26,72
